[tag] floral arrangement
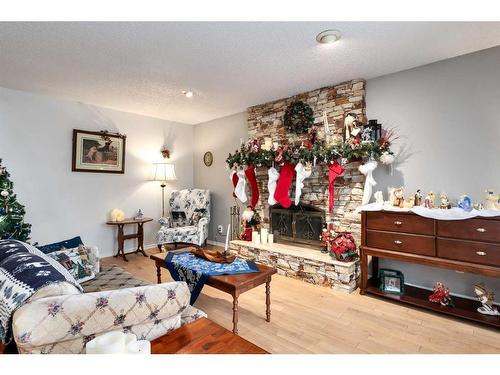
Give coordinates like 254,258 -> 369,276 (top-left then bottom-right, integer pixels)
329,232 -> 358,261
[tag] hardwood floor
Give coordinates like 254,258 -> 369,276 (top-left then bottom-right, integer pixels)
101,246 -> 500,354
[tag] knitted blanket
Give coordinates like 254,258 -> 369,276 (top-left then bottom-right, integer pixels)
0,240 -> 81,344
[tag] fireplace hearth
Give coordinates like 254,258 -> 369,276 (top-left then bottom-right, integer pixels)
269,203 -> 324,248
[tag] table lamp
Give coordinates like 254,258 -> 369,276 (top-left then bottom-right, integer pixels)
151,163 -> 176,217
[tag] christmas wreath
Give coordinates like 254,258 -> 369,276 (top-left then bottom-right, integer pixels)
283,101 -> 314,134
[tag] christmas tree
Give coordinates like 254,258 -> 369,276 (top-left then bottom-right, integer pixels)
0,158 -> 31,242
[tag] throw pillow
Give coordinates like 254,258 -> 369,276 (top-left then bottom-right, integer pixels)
37,236 -> 84,254
190,208 -> 206,225
171,211 -> 188,228
46,245 -> 97,283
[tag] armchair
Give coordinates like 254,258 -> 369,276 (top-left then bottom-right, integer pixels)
157,189 -> 210,249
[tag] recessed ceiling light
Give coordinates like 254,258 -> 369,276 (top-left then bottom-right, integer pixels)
182,90 -> 194,98
316,29 -> 341,44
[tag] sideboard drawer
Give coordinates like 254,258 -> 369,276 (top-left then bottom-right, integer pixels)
437,219 -> 500,243
366,211 -> 435,235
367,230 -> 435,256
437,238 -> 500,267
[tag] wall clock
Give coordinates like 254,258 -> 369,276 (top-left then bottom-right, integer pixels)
203,151 -> 213,167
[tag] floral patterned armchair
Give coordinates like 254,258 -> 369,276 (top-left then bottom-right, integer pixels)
157,189 -> 210,249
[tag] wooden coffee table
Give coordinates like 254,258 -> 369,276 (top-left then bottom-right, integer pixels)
151,317 -> 268,354
150,251 -> 277,334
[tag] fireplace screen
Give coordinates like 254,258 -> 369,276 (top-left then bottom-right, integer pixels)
270,204 -> 324,247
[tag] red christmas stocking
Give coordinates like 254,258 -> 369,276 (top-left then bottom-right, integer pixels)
273,162 -> 296,208
230,170 -> 239,198
328,161 -> 345,212
244,165 -> 259,208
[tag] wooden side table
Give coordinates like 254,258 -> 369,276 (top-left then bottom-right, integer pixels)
106,217 -> 153,261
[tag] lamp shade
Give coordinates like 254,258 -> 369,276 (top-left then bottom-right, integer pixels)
151,163 -> 176,182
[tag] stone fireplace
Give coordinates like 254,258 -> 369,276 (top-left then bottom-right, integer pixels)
230,79 -> 365,293
249,79 -> 366,245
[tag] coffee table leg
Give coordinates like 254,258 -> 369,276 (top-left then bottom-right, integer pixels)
232,294 -> 239,335
266,277 -> 271,322
156,265 -> 162,284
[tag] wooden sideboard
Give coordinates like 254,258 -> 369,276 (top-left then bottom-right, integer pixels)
360,210 -> 500,328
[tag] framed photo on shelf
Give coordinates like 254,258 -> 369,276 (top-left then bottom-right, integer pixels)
378,268 -> 405,295
72,129 -> 126,173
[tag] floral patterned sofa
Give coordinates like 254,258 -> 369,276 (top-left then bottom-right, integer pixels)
10,245 -> 206,354
157,189 -> 210,249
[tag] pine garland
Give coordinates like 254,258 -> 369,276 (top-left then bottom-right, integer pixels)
226,136 -> 394,169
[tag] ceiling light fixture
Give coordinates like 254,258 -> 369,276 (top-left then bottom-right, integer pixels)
182,90 -> 194,98
316,29 -> 341,44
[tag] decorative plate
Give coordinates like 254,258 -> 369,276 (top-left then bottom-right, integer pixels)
203,151 -> 213,166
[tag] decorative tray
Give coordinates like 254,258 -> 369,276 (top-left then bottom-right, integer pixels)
191,248 -> 236,263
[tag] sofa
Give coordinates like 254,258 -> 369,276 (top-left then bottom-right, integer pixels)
4,240 -> 206,354
157,189 -> 210,249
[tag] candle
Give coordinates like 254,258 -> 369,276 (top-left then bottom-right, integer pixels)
225,224 -> 231,253
260,228 -> 268,244
253,233 -> 261,246
268,234 -> 274,244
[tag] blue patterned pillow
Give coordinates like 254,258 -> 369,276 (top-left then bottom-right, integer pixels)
37,236 -> 84,254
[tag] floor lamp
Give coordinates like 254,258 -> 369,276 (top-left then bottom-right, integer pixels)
151,163 -> 177,217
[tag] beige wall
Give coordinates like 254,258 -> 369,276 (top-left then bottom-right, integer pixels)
0,86 -> 194,257
193,112 -> 247,244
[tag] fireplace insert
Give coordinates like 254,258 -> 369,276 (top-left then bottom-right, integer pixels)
269,203 -> 324,248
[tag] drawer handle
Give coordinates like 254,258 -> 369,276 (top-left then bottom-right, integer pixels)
394,240 -> 403,245
476,228 -> 486,233
394,221 -> 403,225
476,251 -> 487,256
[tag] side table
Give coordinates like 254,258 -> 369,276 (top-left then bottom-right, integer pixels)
106,217 -> 153,261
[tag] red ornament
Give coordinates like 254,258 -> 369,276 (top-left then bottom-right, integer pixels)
428,282 -> 454,307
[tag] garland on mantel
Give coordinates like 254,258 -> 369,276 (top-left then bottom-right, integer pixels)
226,131 -> 396,169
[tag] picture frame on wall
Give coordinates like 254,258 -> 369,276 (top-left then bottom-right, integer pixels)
72,129 -> 126,173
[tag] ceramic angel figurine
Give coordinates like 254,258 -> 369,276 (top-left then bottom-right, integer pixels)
343,113 -> 360,139
392,187 -> 404,208
424,191 -> 436,209
414,189 -> 423,206
474,283 -> 500,316
439,192 -> 451,209
374,190 -> 384,204
484,189 -> 500,211
403,196 -> 415,208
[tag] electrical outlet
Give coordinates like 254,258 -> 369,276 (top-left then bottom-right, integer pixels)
217,225 -> 223,234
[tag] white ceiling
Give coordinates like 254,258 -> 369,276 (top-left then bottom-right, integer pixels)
1,22 -> 500,124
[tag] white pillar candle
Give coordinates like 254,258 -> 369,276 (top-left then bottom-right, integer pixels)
268,234 -> 274,244
260,228 -> 268,244
253,233 -> 261,246
251,231 -> 258,243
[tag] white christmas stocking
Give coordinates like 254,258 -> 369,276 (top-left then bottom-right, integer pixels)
294,162 -> 312,205
359,160 -> 378,205
234,169 -> 248,203
268,167 -> 280,205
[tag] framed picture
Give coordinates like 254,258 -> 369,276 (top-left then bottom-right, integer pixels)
72,129 -> 126,173
378,268 -> 405,295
